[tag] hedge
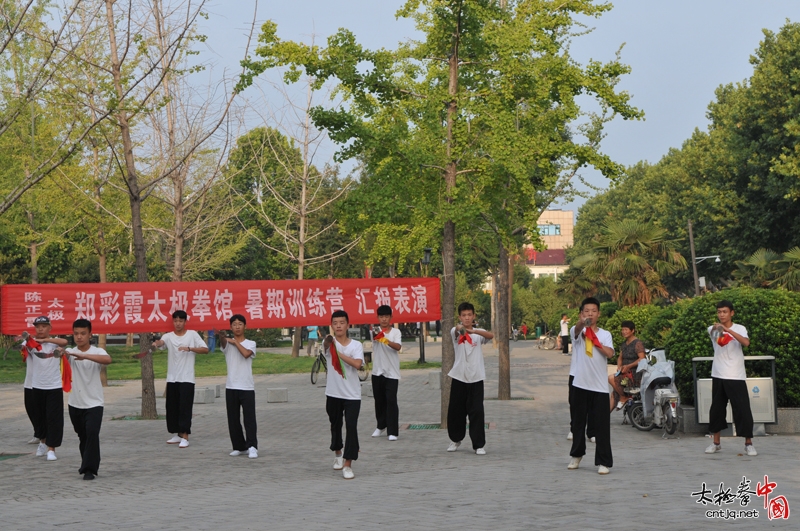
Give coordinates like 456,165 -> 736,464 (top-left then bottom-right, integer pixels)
665,288 -> 800,408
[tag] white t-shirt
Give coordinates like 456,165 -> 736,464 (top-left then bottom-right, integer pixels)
24,351 -> 34,389
448,328 -> 490,384
224,338 -> 257,391
709,323 -> 748,380
161,330 -> 207,384
28,342 -> 61,390
570,325 -> 614,393
372,327 -> 403,380
560,320 -> 569,336
324,338 -> 364,401
67,346 -> 109,409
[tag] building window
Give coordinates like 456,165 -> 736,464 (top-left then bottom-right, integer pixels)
538,224 -> 561,236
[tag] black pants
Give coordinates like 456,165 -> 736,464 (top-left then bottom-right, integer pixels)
24,387 -> 37,436
166,382 -> 195,435
569,385 -> 612,467
226,389 -> 258,450
568,375 -> 595,438
326,396 -> 360,461
371,374 -> 399,436
31,387 -> 63,448
447,379 -> 485,450
709,377 -> 754,438
561,335 -> 570,354
69,405 -> 103,475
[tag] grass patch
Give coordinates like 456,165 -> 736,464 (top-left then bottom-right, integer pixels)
399,361 -> 441,370
0,347 -> 439,383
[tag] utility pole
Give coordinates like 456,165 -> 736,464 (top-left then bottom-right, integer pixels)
688,220 -> 700,297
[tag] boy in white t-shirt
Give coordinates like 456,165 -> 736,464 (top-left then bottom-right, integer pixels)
370,305 -> 403,441
219,314 -> 258,459
27,316 -> 68,461
567,297 -> 615,475
446,302 -> 494,455
64,318 -> 111,480
323,310 -> 364,480
704,300 -> 756,456
152,310 -> 209,448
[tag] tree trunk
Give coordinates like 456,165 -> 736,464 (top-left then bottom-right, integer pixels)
440,14 -> 461,427
105,0 -> 156,419
490,268 -> 497,349
497,244 -> 511,399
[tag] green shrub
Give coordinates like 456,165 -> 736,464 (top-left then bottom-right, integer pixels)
666,288 -> 800,407
244,328 -> 282,348
597,301 -> 619,328
641,300 -> 690,348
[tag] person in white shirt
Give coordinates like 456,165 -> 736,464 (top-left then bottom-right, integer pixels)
559,314 -> 570,354
152,310 -> 209,448
370,305 -> 403,441
567,297 -> 615,475
219,314 -> 258,459
704,300 -> 756,456
28,316 -> 68,461
324,310 -> 364,480
446,302 -> 494,455
64,319 -> 111,480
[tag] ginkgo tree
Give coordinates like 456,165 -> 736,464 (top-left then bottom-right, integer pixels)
239,0 -> 642,419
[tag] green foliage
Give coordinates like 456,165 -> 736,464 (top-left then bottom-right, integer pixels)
640,300 -> 690,348
665,288 -> 800,407
243,328 -> 283,348
733,247 -> 800,290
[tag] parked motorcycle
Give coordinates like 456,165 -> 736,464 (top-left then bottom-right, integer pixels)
622,349 -> 680,435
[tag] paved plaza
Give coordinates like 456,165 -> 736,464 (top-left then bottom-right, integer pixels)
1,341 -> 797,530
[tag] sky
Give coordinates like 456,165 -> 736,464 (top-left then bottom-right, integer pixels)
197,0 -> 800,215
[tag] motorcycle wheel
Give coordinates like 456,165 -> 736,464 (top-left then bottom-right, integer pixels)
663,403 -> 678,435
311,358 -> 320,385
628,402 -> 656,431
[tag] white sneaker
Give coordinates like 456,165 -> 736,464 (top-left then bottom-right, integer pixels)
588,436 -> 596,443
46,450 -> 57,461
36,442 -> 47,457
229,450 -> 241,456
567,457 -> 581,469
248,447 -> 258,459
333,454 -> 344,470
598,465 -> 610,475
179,438 -> 190,448
343,466 -> 354,479
28,436 -> 40,444
705,443 -> 721,454
447,441 -> 461,452
388,435 -> 398,441
567,431 -> 573,441
166,435 -> 182,444
744,444 -> 757,456
476,447 -> 486,455
372,428 -> 386,438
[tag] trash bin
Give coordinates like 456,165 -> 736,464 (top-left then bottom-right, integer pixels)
535,326 -> 542,338
692,355 -> 777,432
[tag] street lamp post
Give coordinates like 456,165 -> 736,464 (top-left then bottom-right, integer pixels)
418,248 -> 432,364
688,220 -> 721,296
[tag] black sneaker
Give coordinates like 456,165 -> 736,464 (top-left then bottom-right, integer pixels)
83,472 -> 95,481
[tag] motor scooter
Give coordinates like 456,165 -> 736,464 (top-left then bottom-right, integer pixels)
621,349 -> 680,435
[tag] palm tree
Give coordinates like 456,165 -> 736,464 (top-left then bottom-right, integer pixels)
772,247 -> 800,290
578,219 -> 687,305
732,248 -> 782,288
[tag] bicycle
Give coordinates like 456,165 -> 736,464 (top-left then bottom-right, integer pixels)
310,341 -> 371,384
535,331 -> 558,350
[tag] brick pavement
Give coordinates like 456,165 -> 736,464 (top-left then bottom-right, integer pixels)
0,341 -> 797,530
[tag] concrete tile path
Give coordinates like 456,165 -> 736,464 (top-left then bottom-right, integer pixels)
0,341 -> 797,530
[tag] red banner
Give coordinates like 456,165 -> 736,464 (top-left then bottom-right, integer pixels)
0,278 -> 441,335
